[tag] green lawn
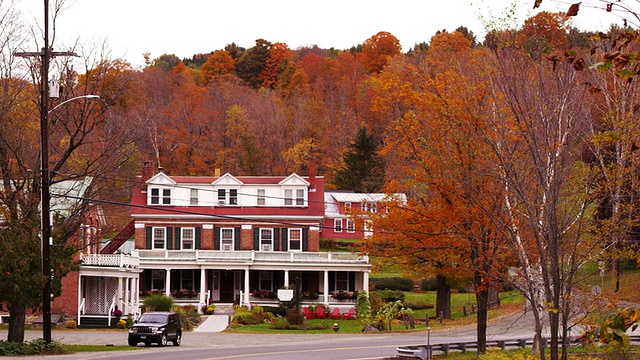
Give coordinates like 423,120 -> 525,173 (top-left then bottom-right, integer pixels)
226,290 -> 524,334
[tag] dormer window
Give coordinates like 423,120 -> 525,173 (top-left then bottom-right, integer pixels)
284,189 -> 305,206
217,189 -> 238,205
150,188 -> 171,205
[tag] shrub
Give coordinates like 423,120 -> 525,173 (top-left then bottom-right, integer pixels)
403,299 -> 434,310
268,318 -> 329,330
143,294 -> 174,311
116,319 -> 127,328
356,290 -> 372,322
0,339 -> 64,356
285,308 -> 304,325
371,289 -> 405,302
263,306 -> 286,317
420,278 -> 437,291
370,277 -> 414,291
64,319 -> 77,328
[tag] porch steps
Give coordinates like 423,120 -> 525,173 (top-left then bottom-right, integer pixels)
78,316 -> 115,328
213,303 -> 235,315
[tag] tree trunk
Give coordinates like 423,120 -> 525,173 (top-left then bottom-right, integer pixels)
476,286 -> 488,353
435,275 -> 451,319
7,304 -> 26,343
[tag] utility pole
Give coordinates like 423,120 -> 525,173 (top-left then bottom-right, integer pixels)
14,0 -> 76,343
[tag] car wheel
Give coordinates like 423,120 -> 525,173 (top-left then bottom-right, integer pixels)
159,333 -> 167,347
128,339 -> 137,347
172,333 -> 181,346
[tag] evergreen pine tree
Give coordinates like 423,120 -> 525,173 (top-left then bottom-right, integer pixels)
334,127 -> 386,192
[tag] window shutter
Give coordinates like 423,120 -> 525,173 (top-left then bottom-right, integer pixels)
214,227 -> 220,250
166,227 -> 173,250
234,227 -> 241,250
253,228 -> 259,250
174,227 -> 181,250
349,272 -> 356,292
329,272 -> 335,292
195,227 -> 202,249
302,228 -> 309,251
281,228 -> 288,251
144,270 -> 152,289
145,227 -> 152,249
273,228 -> 280,251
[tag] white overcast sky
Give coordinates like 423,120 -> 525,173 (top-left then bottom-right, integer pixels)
16,0 -> 626,68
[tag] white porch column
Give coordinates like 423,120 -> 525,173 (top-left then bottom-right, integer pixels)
199,267 -> 207,310
117,277 -> 123,311
323,270 -> 329,305
244,268 -> 251,307
363,271 -> 370,295
165,269 -> 171,297
77,275 -> 82,324
124,277 -> 130,314
284,270 -> 289,288
134,276 -> 140,317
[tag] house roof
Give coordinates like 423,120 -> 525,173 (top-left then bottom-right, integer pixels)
324,191 -> 406,218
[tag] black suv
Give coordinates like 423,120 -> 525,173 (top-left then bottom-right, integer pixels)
128,312 -> 182,347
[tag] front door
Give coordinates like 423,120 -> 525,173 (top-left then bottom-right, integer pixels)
219,271 -> 234,303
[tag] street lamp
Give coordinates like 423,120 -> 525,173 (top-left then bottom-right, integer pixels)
49,95 -> 100,114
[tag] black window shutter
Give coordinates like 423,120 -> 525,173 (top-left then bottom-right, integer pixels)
329,272 -> 335,292
234,227 -> 241,250
195,227 -> 202,249
145,227 -> 152,249
281,228 -> 288,251
144,269 -> 152,289
253,227 -> 260,250
349,272 -> 356,291
166,227 -> 173,249
214,227 -> 220,250
302,228 -> 309,251
174,227 -> 181,250
273,228 -> 280,251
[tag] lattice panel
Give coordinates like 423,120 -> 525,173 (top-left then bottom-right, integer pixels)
84,277 -> 119,314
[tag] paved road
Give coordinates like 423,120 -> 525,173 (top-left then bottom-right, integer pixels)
2,307 -> 541,359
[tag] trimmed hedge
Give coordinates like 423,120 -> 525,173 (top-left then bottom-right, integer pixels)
371,277 -> 414,291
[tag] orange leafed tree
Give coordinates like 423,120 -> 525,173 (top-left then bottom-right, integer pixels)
362,31 -> 402,73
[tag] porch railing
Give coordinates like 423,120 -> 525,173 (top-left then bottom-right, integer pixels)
77,298 -> 85,326
80,253 -> 139,268
133,250 -> 369,264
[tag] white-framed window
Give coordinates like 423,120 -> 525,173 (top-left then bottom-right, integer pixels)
221,228 -> 234,251
257,189 -> 266,206
364,220 -> 373,238
190,189 -> 198,205
361,202 -> 377,213
336,272 -> 349,291
289,228 -> 302,251
152,227 -> 166,249
284,189 -> 305,206
217,189 -> 238,205
180,269 -> 195,290
343,202 -> 352,213
346,220 -> 355,233
150,188 -> 171,205
259,271 -> 273,290
152,269 -> 165,290
296,189 -> 305,205
334,219 -> 343,232
260,228 -> 273,251
182,227 -> 195,250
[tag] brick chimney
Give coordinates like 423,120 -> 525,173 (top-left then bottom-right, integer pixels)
142,161 -> 153,180
308,159 -> 316,190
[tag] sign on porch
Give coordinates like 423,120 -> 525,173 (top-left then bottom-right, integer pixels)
277,289 -> 294,301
